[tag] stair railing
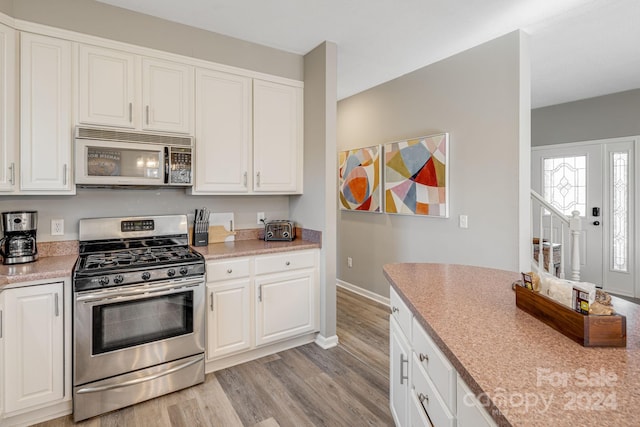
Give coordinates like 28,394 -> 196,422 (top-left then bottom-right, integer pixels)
530,190 -> 581,281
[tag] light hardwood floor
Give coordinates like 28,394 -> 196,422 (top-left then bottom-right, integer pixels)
34,287 -> 392,427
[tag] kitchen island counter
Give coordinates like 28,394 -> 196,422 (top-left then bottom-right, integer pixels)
384,263 -> 640,427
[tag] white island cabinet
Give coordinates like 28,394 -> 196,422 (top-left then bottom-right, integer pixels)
0,279 -> 72,426
205,249 -> 319,372
389,286 -> 496,427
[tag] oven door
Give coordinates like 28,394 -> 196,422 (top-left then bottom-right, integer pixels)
74,277 -> 205,386
75,139 -> 166,186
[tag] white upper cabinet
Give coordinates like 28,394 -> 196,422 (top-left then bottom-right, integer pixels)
141,57 -> 193,133
253,79 -> 303,193
78,44 -> 194,134
78,44 -> 135,129
20,32 -> 73,193
0,23 -> 17,192
193,68 -> 252,193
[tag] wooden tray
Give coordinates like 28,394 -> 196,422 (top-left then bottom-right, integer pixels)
515,285 -> 626,347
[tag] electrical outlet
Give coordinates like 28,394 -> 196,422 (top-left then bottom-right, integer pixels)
51,219 -> 64,236
459,214 -> 468,229
257,212 -> 266,224
347,257 -> 353,268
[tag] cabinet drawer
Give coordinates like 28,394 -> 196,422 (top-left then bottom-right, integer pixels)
255,251 -> 315,275
207,258 -> 250,282
412,354 -> 455,427
457,376 -> 497,427
390,286 -> 412,338
409,389 -> 433,427
412,317 -> 456,412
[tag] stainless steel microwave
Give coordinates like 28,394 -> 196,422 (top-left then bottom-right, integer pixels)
75,127 -> 193,187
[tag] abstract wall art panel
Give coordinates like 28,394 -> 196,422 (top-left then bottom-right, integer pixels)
383,133 -> 449,217
338,145 -> 381,212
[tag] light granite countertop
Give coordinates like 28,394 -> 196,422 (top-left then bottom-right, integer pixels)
383,263 -> 640,427
0,235 -> 320,289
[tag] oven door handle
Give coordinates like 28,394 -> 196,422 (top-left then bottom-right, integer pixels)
75,354 -> 203,394
76,278 -> 203,303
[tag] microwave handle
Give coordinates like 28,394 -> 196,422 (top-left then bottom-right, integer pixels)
164,147 -> 170,184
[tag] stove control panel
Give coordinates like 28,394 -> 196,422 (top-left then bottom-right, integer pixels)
121,219 -> 155,232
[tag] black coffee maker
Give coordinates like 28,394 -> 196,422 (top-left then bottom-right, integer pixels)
0,211 -> 38,265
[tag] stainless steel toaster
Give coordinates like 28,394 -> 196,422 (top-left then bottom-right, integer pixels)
264,220 -> 296,241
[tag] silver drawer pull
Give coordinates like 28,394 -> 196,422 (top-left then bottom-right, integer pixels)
285,261 -> 290,266
227,268 -> 233,274
418,393 -> 429,404
392,306 -> 399,313
419,353 -> 429,363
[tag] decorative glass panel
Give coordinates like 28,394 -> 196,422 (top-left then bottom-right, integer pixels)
611,152 -> 628,272
543,156 -> 586,216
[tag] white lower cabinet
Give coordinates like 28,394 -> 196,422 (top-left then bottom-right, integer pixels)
205,249 -> 319,370
0,279 -> 72,425
390,286 -> 496,427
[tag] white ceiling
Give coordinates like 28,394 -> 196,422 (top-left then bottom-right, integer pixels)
97,0 -> 640,108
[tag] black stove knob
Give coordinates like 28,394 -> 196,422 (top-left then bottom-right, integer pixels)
141,272 -> 151,281
179,266 -> 188,276
113,274 -> 124,284
167,268 -> 176,277
99,276 -> 110,286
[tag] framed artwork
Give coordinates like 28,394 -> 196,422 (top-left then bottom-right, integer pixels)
383,133 -> 449,217
338,145 -> 381,212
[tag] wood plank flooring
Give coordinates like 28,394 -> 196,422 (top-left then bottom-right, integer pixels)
34,287 -> 392,427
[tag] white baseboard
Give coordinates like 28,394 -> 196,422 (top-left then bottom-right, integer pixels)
337,279 -> 390,307
315,334 -> 339,349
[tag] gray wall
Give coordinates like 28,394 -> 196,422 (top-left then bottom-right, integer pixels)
337,31 -> 531,298
291,42 -> 338,340
532,89 -> 640,146
9,0 -> 302,81
0,0 -> 307,242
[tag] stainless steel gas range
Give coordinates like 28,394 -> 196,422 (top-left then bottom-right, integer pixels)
72,214 -> 205,422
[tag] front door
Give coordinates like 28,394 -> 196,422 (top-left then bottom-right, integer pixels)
532,137 -> 636,297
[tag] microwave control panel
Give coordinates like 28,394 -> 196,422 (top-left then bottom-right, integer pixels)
170,147 -> 192,185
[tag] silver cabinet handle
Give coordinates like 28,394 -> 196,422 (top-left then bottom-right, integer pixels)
258,285 -> 262,302
55,293 -> 59,317
400,354 -> 408,384
418,392 -> 429,404
146,105 -> 150,124
9,162 -> 15,185
256,171 -> 261,187
243,171 -> 247,186
226,268 -> 233,274
129,102 -> 133,122
210,292 -> 214,311
392,306 -> 399,313
285,261 -> 290,266
419,353 -> 429,363
63,164 -> 67,186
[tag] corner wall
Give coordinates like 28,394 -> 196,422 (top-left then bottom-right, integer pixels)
337,31 -> 531,297
291,42 -> 338,342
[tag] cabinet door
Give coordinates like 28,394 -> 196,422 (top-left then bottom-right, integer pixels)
253,80 -> 302,193
142,57 -> 193,134
78,44 -> 136,128
390,316 -> 411,427
206,280 -> 252,359
0,23 -> 16,192
193,69 -> 251,193
255,269 -> 315,346
3,282 -> 64,413
20,33 -> 73,192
